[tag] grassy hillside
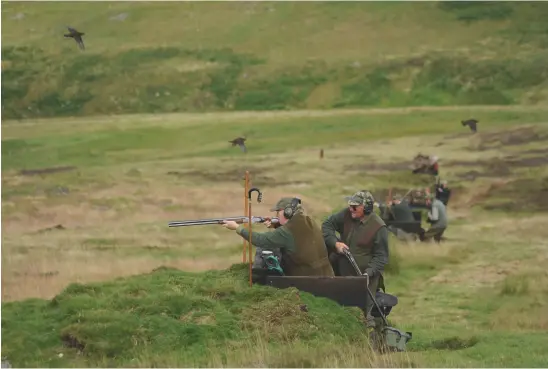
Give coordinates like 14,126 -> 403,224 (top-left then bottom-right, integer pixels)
2,1 -> 548,119
2,106 -> 548,366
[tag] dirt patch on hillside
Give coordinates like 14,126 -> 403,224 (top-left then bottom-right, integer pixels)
19,166 -> 77,176
168,169 -> 268,184
481,177 -> 548,212
522,148 -> 548,156
475,126 -> 548,151
454,159 -> 512,181
449,155 -> 548,181
429,260 -> 523,287
344,161 -> 411,172
167,166 -> 268,182
166,167 -> 309,187
452,179 -> 510,209
443,132 -> 473,140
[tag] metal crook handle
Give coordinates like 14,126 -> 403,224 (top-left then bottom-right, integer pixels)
248,187 -> 262,203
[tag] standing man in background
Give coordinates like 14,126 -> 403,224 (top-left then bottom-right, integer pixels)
420,194 -> 448,243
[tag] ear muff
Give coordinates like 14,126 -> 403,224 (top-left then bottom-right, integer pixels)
283,198 -> 302,219
364,198 -> 374,215
361,191 -> 374,215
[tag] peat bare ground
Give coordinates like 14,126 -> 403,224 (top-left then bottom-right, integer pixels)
475,126 -> 548,151
443,126 -> 548,150
443,132 -> 476,140
522,147 -> 548,155
166,168 -> 310,187
481,177 -> 548,212
18,166 -> 77,176
448,155 -> 548,181
344,161 -> 412,172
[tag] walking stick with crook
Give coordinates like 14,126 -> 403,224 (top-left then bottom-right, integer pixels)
247,187 -> 263,287
243,171 -> 250,263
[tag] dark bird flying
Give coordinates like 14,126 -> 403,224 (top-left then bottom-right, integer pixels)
461,119 -> 478,133
64,27 -> 85,50
229,137 -> 247,153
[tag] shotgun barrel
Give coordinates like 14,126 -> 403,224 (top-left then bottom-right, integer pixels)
168,216 -> 279,227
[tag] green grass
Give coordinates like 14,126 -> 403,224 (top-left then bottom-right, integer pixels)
2,1 -> 548,119
1,265 -> 381,367
3,108 -> 548,171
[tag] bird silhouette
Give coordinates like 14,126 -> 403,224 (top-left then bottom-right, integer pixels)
229,137 -> 247,153
64,27 -> 85,50
462,119 -> 478,133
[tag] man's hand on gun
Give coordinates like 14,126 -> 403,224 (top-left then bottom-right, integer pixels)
222,216 -> 277,230
263,216 -> 279,229
221,220 -> 240,230
335,241 -> 349,254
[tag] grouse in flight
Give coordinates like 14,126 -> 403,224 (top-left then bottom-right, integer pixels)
461,119 -> 478,133
229,137 -> 247,153
64,27 -> 85,50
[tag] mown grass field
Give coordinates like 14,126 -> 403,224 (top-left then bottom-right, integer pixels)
2,106 -> 548,367
2,1 -> 548,119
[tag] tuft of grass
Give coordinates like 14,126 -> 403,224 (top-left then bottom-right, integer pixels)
385,239 -> 402,276
499,275 -> 530,296
431,335 -> 479,351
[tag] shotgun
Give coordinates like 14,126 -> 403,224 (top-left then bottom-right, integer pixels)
168,216 -> 279,228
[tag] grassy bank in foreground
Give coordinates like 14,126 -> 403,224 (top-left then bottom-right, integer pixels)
2,253 -> 548,367
2,1 -> 548,119
0,265 -> 375,367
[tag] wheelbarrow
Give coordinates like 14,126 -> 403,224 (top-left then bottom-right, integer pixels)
265,249 -> 412,352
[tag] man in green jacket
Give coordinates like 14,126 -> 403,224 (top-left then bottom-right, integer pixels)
222,197 -> 334,277
322,190 -> 389,328
381,194 -> 419,241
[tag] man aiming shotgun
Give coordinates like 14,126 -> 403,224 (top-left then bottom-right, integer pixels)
169,215 -> 283,268
221,197 -> 334,277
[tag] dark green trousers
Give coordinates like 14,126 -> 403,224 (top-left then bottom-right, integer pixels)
421,227 -> 446,242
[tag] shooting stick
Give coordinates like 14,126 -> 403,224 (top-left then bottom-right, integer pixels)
401,188 -> 414,201
247,186 -> 263,287
386,187 -> 395,219
243,171 -> 250,263
342,249 -> 390,327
